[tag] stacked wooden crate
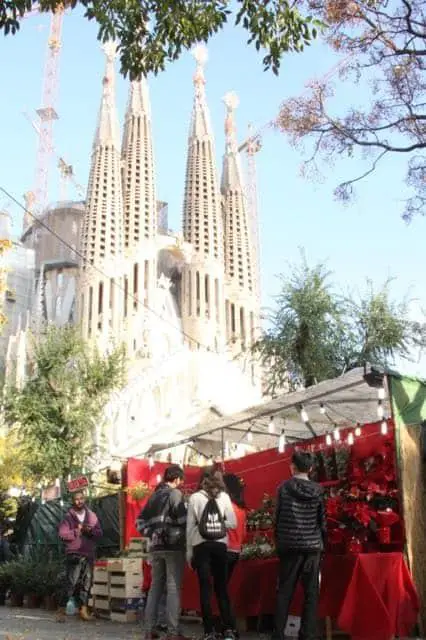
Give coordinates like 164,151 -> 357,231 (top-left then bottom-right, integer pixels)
89,558 -> 144,622
109,558 -> 143,622
89,562 -> 111,618
127,537 -> 149,558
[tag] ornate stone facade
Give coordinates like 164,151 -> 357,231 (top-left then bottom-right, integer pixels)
8,44 -> 263,457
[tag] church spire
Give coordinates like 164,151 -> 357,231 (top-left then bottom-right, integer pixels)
182,45 -> 223,262
94,41 -> 120,149
79,42 -> 125,343
221,92 -> 257,354
81,41 -> 124,267
181,46 -> 225,351
121,76 -> 157,248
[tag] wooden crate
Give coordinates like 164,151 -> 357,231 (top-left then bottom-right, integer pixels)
108,558 -> 141,573
109,578 -> 142,599
91,582 -> 109,597
111,610 -> 138,623
109,596 -> 143,624
93,565 -> 110,584
109,563 -> 142,598
89,595 -> 111,619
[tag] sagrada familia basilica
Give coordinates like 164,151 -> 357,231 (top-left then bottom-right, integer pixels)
4,43 -> 262,461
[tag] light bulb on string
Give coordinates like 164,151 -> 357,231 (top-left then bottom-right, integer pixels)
355,424 -> 362,437
348,432 -> 354,446
378,387 -> 385,400
325,434 -> 332,446
333,427 -> 340,442
300,408 -> 309,423
268,417 -> 275,434
247,430 -> 253,443
278,431 -> 286,454
381,420 -> 388,435
319,403 -> 326,415
377,401 -> 384,419
148,455 -> 154,469
156,474 -> 162,484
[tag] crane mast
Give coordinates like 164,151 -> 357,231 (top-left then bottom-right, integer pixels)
24,5 -> 64,230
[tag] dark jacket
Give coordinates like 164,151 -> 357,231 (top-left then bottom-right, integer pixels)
58,507 -> 102,560
275,476 -> 326,553
136,483 -> 187,552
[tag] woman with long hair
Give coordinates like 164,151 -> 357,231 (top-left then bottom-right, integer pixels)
223,474 -> 247,582
187,469 -> 237,640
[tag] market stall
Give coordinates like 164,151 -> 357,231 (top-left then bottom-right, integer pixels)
123,369 -> 424,639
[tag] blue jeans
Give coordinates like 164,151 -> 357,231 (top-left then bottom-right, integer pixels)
144,551 -> 185,636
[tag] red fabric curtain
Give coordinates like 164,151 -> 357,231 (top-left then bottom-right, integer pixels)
124,420 -> 395,544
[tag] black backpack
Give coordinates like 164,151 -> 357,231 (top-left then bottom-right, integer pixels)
198,497 -> 226,541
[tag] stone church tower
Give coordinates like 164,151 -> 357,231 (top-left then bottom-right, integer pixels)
181,46 -> 226,352
221,92 -> 259,358
121,76 -> 158,353
78,42 -> 125,345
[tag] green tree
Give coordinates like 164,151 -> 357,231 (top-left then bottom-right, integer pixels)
255,256 -> 426,395
4,325 -> 126,484
1,0 -> 323,78
276,0 -> 425,220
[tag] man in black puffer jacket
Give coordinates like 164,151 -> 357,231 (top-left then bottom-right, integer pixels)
273,451 -> 326,640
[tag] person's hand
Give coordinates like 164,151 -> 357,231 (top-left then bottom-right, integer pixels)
77,524 -> 83,534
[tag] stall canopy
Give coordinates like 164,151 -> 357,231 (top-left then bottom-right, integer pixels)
148,367 -> 392,454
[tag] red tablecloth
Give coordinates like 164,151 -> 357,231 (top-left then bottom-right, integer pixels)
182,552 -> 419,640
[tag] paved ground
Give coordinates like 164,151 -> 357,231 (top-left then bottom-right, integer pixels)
0,608 -> 206,640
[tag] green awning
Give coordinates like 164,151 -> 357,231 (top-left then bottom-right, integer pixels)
389,374 -> 426,427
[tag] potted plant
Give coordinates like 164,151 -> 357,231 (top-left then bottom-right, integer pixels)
0,563 -> 13,606
9,561 -> 27,607
126,481 -> 151,501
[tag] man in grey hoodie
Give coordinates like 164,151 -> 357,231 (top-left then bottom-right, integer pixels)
137,465 -> 187,640
273,451 -> 326,640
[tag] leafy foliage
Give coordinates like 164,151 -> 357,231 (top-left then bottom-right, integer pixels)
4,326 -> 126,483
255,255 -> 426,395
276,0 -> 426,220
1,0 -> 324,77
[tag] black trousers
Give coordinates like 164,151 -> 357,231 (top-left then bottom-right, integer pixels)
59,554 -> 94,608
193,542 -> 236,634
227,551 -> 240,583
274,550 -> 321,640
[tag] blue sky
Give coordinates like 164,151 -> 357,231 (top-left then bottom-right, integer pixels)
1,6 -> 425,374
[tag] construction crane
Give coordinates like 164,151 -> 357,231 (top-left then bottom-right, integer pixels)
23,111 -> 85,209
23,3 -> 65,230
237,52 -> 354,305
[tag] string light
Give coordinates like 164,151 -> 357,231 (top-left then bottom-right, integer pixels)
377,401 -> 384,419
381,420 -> 388,435
319,403 -> 326,415
300,408 -> 309,423
333,427 -> 340,442
355,424 -> 362,437
268,417 -> 275,433
156,474 -> 162,483
378,387 -> 385,400
278,431 -> 286,454
55,478 -> 60,488
247,430 -> 253,443
148,455 -> 154,469
348,432 -> 354,446
325,434 -> 332,446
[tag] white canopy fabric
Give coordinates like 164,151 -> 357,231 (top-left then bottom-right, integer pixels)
171,367 -> 391,451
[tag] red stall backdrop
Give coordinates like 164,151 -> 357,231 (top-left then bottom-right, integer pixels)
124,420 -> 401,548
